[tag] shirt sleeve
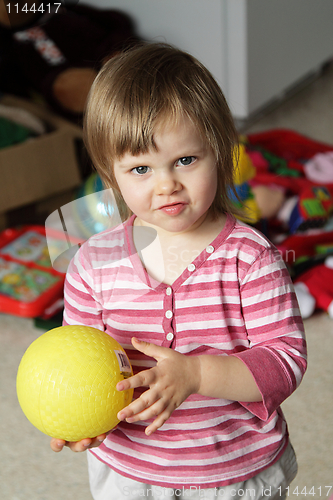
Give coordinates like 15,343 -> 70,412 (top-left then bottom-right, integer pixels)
62,242 -> 104,331
232,246 -> 307,420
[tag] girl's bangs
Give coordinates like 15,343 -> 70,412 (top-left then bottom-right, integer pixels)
106,98 -> 189,160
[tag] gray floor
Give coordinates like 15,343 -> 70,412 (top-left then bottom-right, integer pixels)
1,63 -> 333,499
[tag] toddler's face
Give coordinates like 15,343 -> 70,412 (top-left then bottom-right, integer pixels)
113,115 -> 217,236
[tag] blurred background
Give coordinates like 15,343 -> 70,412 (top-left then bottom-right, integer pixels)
0,1 -> 332,499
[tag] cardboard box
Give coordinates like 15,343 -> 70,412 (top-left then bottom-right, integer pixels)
0,94 -> 83,213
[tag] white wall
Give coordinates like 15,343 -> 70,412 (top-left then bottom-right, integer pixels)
82,0 -> 333,118
247,0 -> 333,116
86,0 -> 227,91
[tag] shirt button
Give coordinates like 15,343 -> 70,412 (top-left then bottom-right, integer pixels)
166,287 -> 172,295
165,310 -> 173,319
187,264 -> 196,272
166,332 -> 174,341
206,245 -> 214,253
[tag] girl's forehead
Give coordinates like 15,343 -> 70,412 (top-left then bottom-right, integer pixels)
153,114 -> 207,147
154,118 -> 204,147
110,111 -> 209,163
117,122 -> 208,165
154,111 -> 195,134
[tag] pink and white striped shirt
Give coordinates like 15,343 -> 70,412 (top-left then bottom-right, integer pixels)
63,214 -> 306,488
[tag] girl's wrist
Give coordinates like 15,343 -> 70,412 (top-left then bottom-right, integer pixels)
187,355 -> 202,396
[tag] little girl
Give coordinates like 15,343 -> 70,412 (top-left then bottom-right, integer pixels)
51,43 -> 307,500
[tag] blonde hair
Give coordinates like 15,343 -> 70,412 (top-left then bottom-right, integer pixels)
84,42 -> 239,221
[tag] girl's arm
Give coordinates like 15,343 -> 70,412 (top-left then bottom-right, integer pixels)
194,352 -> 262,402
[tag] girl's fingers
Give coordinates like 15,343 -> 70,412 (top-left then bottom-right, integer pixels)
117,389 -> 159,421
145,405 -> 175,435
119,396 -> 174,429
50,438 -> 66,452
51,434 -> 107,453
117,367 -> 156,392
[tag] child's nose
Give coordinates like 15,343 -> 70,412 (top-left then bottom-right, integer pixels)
154,172 -> 181,195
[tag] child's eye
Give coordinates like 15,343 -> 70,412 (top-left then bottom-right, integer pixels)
132,166 -> 150,175
177,156 -> 196,166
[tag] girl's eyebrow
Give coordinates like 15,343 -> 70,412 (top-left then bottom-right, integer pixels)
119,160 -> 151,171
117,162 -> 132,170
179,147 -> 205,156
116,156 -> 146,169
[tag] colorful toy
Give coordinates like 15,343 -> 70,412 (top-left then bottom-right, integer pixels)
231,141 -> 286,222
275,229 -> 333,264
16,325 -> 133,441
231,142 -> 261,222
0,225 -> 70,318
288,186 -> 333,233
294,256 -> 333,319
241,129 -> 333,319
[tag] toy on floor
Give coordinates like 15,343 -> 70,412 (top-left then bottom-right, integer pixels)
303,151 -> 333,184
231,141 -> 286,222
288,185 -> 333,233
230,142 -> 260,222
0,225 -> 71,318
275,228 -> 333,264
237,129 -> 333,320
294,256 -> 333,319
16,325 -> 133,441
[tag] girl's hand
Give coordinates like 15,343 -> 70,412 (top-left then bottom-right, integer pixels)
116,338 -> 200,436
50,431 -> 112,453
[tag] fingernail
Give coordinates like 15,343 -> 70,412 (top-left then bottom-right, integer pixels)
117,382 -> 124,391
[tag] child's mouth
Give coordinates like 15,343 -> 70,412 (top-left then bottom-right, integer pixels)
159,203 -> 186,215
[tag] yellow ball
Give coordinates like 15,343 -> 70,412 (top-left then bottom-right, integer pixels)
16,325 -> 133,441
